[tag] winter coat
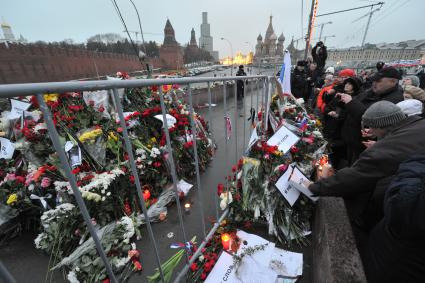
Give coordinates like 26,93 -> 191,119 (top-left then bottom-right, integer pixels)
311,45 -> 327,69
344,85 -> 404,122
310,116 -> 425,198
236,69 -> 247,89
291,68 -> 308,100
365,155 -> 425,283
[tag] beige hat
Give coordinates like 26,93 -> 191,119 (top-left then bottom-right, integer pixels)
404,85 -> 425,102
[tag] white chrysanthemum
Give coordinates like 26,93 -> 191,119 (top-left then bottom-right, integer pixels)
80,169 -> 125,192
113,256 -> 130,268
219,192 -> 233,210
120,216 -> 135,240
67,271 -> 80,283
34,233 -> 44,249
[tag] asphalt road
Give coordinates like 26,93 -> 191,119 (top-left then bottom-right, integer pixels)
0,75 -> 312,283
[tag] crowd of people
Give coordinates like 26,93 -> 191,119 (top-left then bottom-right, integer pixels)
289,42 -> 425,283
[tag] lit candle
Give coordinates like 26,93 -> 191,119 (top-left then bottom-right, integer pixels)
184,203 -> 191,213
221,233 -> 231,250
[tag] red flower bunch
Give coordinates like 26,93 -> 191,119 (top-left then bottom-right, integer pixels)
217,183 -> 224,195
124,111 -> 141,122
68,105 -> 84,112
153,162 -> 161,168
183,140 -> 193,149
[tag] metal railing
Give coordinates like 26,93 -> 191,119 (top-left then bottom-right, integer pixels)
0,74 -> 273,283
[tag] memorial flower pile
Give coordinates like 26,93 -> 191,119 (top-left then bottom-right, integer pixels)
0,79 -> 215,282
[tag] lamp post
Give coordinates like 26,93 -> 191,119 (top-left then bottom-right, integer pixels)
221,37 -> 234,76
245,42 -> 254,73
128,0 -> 151,75
318,21 -> 333,42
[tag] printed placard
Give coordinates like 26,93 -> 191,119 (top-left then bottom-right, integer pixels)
7,99 -> 31,120
267,125 -> 299,154
154,114 -> 177,129
275,164 -> 300,206
0,138 -> 15,159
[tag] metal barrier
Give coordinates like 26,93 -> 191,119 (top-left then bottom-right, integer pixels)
0,74 -> 273,282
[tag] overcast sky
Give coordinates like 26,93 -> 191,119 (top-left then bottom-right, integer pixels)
2,0 -> 424,58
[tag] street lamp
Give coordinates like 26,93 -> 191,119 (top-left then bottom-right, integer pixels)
221,37 -> 234,76
128,0 -> 151,75
245,42 -> 254,73
318,21 -> 333,42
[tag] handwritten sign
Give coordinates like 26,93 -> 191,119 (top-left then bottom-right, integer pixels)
289,173 -> 318,202
205,231 -> 302,283
275,164 -> 300,206
0,138 -> 15,159
267,125 -> 299,154
7,99 -> 31,120
154,114 -> 177,129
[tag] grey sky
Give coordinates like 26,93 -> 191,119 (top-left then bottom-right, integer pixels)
2,0 -> 424,58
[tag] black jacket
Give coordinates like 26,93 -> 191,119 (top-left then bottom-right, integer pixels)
365,155 -> 425,283
291,68 -> 308,99
311,45 -> 327,68
311,116 -> 425,198
344,85 -> 404,122
236,69 -> 247,89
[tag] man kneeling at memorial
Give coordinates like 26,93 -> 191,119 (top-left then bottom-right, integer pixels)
309,101 -> 425,227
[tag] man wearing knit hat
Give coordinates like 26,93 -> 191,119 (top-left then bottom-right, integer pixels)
308,101 -> 425,231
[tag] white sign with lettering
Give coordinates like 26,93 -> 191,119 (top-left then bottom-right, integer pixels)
7,99 -> 31,120
205,231 -> 303,283
275,164 -> 301,206
266,125 -> 299,154
288,167 -> 318,202
154,114 -> 177,129
0,138 -> 15,159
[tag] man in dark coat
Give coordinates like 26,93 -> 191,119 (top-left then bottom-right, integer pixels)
336,66 -> 404,164
291,60 -> 309,100
236,65 -> 247,99
309,101 -> 425,230
311,41 -> 327,74
365,155 -> 425,283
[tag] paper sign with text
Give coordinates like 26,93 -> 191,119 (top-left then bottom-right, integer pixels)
154,114 -> 177,129
275,165 -> 300,206
267,125 -> 299,154
7,99 -> 31,120
0,138 -> 15,159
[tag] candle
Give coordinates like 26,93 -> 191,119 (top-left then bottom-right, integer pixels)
221,233 -> 231,250
184,203 -> 191,213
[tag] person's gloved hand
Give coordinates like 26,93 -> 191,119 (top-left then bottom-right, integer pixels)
308,183 -> 321,196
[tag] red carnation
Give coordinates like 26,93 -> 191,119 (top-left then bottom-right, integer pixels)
183,141 -> 193,149
217,184 -> 224,195
200,273 -> 207,280
98,105 -> 105,112
231,165 -> 237,172
133,260 -> 142,271
153,162 -> 161,168
190,263 -> 198,272
71,167 -> 81,174
129,175 -> 135,184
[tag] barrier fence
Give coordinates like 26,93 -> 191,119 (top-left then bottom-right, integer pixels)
0,74 -> 274,283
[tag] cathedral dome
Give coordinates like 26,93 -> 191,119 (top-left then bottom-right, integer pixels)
270,33 -> 277,41
278,33 -> 285,42
257,34 -> 263,41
